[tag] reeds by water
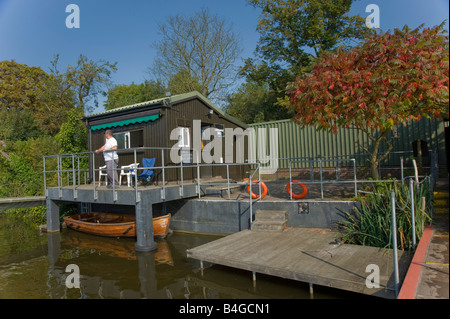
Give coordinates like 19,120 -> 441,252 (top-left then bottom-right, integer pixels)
339,178 -> 432,251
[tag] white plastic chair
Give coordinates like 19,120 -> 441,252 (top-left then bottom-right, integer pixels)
119,163 -> 139,187
98,165 -> 108,186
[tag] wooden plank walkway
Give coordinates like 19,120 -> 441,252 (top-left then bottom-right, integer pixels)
186,228 -> 413,299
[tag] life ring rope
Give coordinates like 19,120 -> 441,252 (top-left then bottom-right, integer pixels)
247,180 -> 268,199
286,180 -> 308,199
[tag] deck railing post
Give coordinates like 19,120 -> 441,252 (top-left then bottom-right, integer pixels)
161,148 -> 165,200
400,157 -> 404,188
77,155 -> 81,187
412,159 -> 419,185
43,157 -> 47,196
319,159 -> 323,199
226,164 -> 230,200
309,157 -> 314,182
258,162 -> 261,198
197,151 -> 201,199
180,152 -> 184,198
72,154 -> 77,199
57,155 -> 62,198
110,150 -> 117,202
289,160 -> 293,200
352,159 -> 357,197
335,156 -> 340,181
92,151 -> 98,200
248,163 -> 260,228
134,149 -> 140,203
249,171 -> 253,227
409,178 -> 416,250
390,189 -> 400,297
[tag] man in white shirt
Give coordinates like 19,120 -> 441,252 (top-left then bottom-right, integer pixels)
95,129 -> 119,187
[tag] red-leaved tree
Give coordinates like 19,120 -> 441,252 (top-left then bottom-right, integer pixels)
288,23 -> 449,179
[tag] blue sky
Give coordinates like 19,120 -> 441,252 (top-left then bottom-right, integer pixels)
0,0 -> 448,114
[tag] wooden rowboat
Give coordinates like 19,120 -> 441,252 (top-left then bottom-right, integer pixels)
63,213 -> 171,238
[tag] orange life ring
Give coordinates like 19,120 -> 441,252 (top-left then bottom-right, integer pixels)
247,180 -> 268,199
286,180 -> 308,199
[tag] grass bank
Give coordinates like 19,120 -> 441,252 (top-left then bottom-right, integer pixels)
1,206 -> 47,226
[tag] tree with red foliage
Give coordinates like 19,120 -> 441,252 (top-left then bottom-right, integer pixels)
288,23 -> 449,179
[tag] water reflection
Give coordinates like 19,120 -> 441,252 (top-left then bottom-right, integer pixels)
0,214 -> 363,299
44,229 -> 217,299
63,231 -> 174,265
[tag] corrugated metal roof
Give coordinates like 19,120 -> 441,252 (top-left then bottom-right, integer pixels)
84,96 -> 168,119
84,91 -> 248,128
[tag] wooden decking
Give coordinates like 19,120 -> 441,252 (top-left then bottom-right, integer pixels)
187,228 -> 413,299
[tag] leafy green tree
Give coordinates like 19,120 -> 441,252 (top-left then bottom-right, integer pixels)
166,70 -> 203,96
0,55 -> 112,198
56,108 -> 88,155
225,81 -> 292,123
50,54 -> 117,115
104,80 -> 165,110
54,108 -> 89,179
244,0 -> 368,85
0,108 -> 41,142
230,0 -> 368,123
0,60 -> 48,111
0,60 -> 72,138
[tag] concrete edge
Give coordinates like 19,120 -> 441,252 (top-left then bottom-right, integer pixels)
397,225 -> 434,299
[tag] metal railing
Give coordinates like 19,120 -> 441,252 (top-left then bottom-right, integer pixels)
390,189 -> 400,297
44,149 -> 438,203
252,149 -> 435,169
278,151 -> 438,200
248,163 -> 261,227
390,176 -> 429,298
43,147 -> 260,204
43,152 -> 90,199
288,158 -> 357,199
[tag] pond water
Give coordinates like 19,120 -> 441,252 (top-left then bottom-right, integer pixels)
0,213 -> 366,299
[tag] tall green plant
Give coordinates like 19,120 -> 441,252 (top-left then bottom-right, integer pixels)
339,179 -> 432,251
55,108 -> 88,181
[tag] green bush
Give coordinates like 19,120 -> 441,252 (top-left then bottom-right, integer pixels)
339,178 -> 432,251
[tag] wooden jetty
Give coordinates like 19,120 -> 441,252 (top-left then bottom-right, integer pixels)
186,227 -> 413,299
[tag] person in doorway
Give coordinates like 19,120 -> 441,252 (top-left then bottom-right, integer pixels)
95,129 -> 119,187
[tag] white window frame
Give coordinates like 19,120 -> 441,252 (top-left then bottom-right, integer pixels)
177,127 -> 190,148
214,124 -> 224,138
114,132 -> 130,149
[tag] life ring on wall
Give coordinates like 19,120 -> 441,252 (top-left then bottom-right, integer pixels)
247,180 -> 268,199
286,180 -> 308,199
